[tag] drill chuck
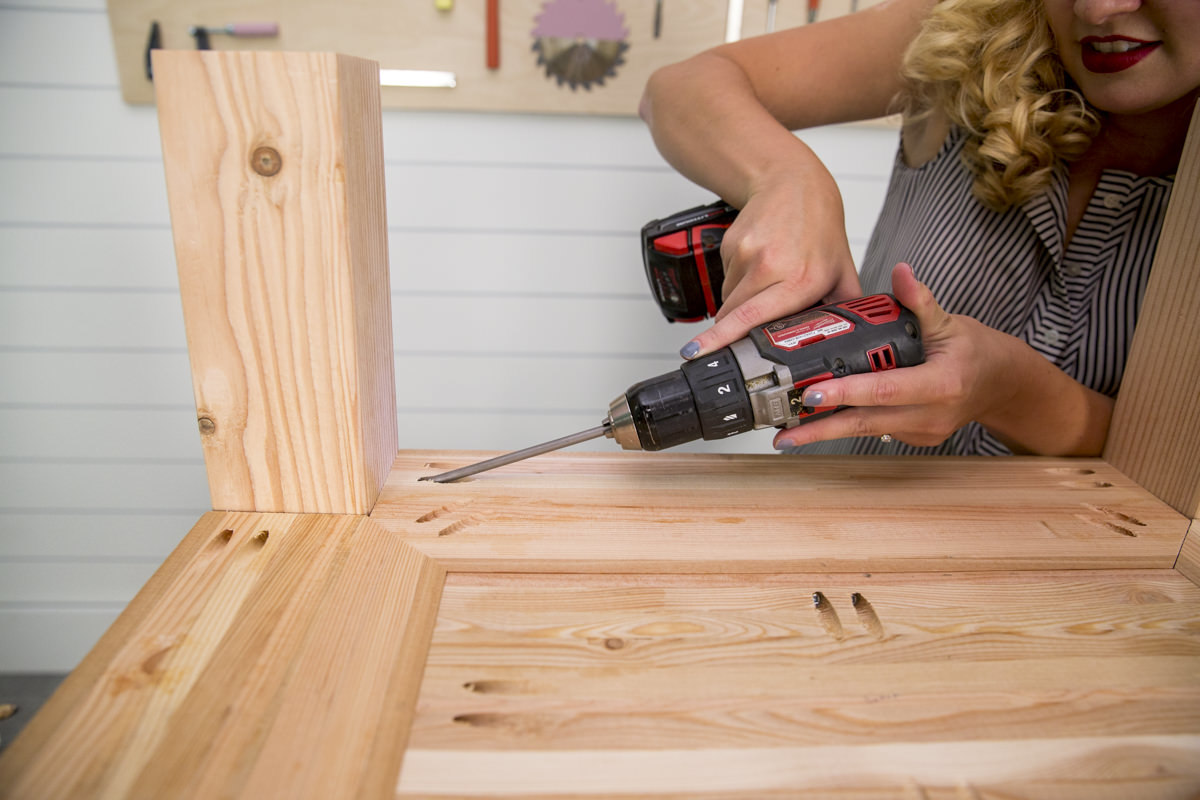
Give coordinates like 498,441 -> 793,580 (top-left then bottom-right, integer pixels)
607,370 -> 700,451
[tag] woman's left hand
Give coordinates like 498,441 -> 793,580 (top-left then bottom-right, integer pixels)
772,262 -> 1019,450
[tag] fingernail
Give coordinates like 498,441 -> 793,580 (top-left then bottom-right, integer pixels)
774,439 -> 793,450
803,390 -> 825,407
680,341 -> 700,360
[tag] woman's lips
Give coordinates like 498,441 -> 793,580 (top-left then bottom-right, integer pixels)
1080,36 -> 1161,74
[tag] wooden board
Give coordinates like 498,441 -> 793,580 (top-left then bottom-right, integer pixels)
1177,521 -> 1200,588
108,0 -> 881,115
0,511 -> 445,800
371,450 -> 1191,573
1105,101 -> 1200,519
399,570 -> 1200,797
155,50 -> 397,514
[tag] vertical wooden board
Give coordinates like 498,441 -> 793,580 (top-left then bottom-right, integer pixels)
1105,101 -> 1200,518
339,53 -> 400,517
1177,520 -> 1200,588
0,513 -> 445,800
154,50 -> 397,514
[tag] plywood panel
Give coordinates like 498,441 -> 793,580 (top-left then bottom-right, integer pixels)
373,451 -> 1190,573
0,511 -> 446,800
399,570 -> 1200,796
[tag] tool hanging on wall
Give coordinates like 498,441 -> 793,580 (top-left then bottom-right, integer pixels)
189,22 -> 280,50
144,20 -> 161,80
531,0 -> 629,91
487,0 -> 500,69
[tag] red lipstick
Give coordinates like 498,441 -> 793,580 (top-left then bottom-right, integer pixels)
1080,36 -> 1160,74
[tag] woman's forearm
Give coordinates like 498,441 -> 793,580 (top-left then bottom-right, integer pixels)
639,53 -> 827,208
638,0 -> 932,206
979,329 -> 1114,456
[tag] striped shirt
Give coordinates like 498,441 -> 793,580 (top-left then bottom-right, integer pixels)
799,126 -> 1175,456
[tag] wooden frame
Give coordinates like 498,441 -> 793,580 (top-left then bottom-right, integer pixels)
1,51 -> 1197,798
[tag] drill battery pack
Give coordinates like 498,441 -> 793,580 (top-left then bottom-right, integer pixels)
641,199 -> 737,322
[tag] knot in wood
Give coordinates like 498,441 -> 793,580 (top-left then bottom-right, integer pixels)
197,416 -> 217,435
251,146 -> 282,177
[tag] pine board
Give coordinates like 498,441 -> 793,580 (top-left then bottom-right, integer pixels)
155,50 -> 397,514
1104,101 -> 1200,519
0,511 -> 446,799
398,570 -> 1200,797
1178,521 -> 1200,587
371,450 -> 1190,573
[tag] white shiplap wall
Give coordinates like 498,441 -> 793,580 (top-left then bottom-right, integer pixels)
0,1 -> 898,671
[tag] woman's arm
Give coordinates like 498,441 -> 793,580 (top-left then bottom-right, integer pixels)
639,0 -> 937,359
774,264 -> 1114,456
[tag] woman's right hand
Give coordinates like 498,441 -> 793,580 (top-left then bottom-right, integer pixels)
638,0 -> 935,360
679,167 -> 864,360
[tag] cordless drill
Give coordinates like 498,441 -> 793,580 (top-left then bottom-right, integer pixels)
420,204 -> 923,482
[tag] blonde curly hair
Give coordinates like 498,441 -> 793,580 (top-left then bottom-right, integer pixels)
900,0 -> 1100,210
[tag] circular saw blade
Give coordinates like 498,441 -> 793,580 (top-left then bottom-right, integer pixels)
531,0 -> 629,91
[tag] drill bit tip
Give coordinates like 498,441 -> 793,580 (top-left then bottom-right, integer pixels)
419,423 -> 611,483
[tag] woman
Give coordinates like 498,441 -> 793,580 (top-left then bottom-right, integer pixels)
639,0 -> 1199,456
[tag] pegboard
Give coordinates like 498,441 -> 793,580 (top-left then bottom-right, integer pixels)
107,0 -> 879,116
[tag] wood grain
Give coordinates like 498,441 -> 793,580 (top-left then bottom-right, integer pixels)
0,512 -> 445,800
154,50 -> 397,514
1105,101 -> 1200,519
372,450 -> 1190,572
398,570 -> 1200,796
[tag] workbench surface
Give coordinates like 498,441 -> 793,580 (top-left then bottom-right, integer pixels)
2,451 -> 1197,798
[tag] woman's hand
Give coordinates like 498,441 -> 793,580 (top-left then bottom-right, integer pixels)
772,263 -> 1114,456
678,169 -> 864,360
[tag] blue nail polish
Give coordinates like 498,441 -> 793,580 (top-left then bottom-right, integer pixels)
804,390 -> 826,407
679,341 -> 700,360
